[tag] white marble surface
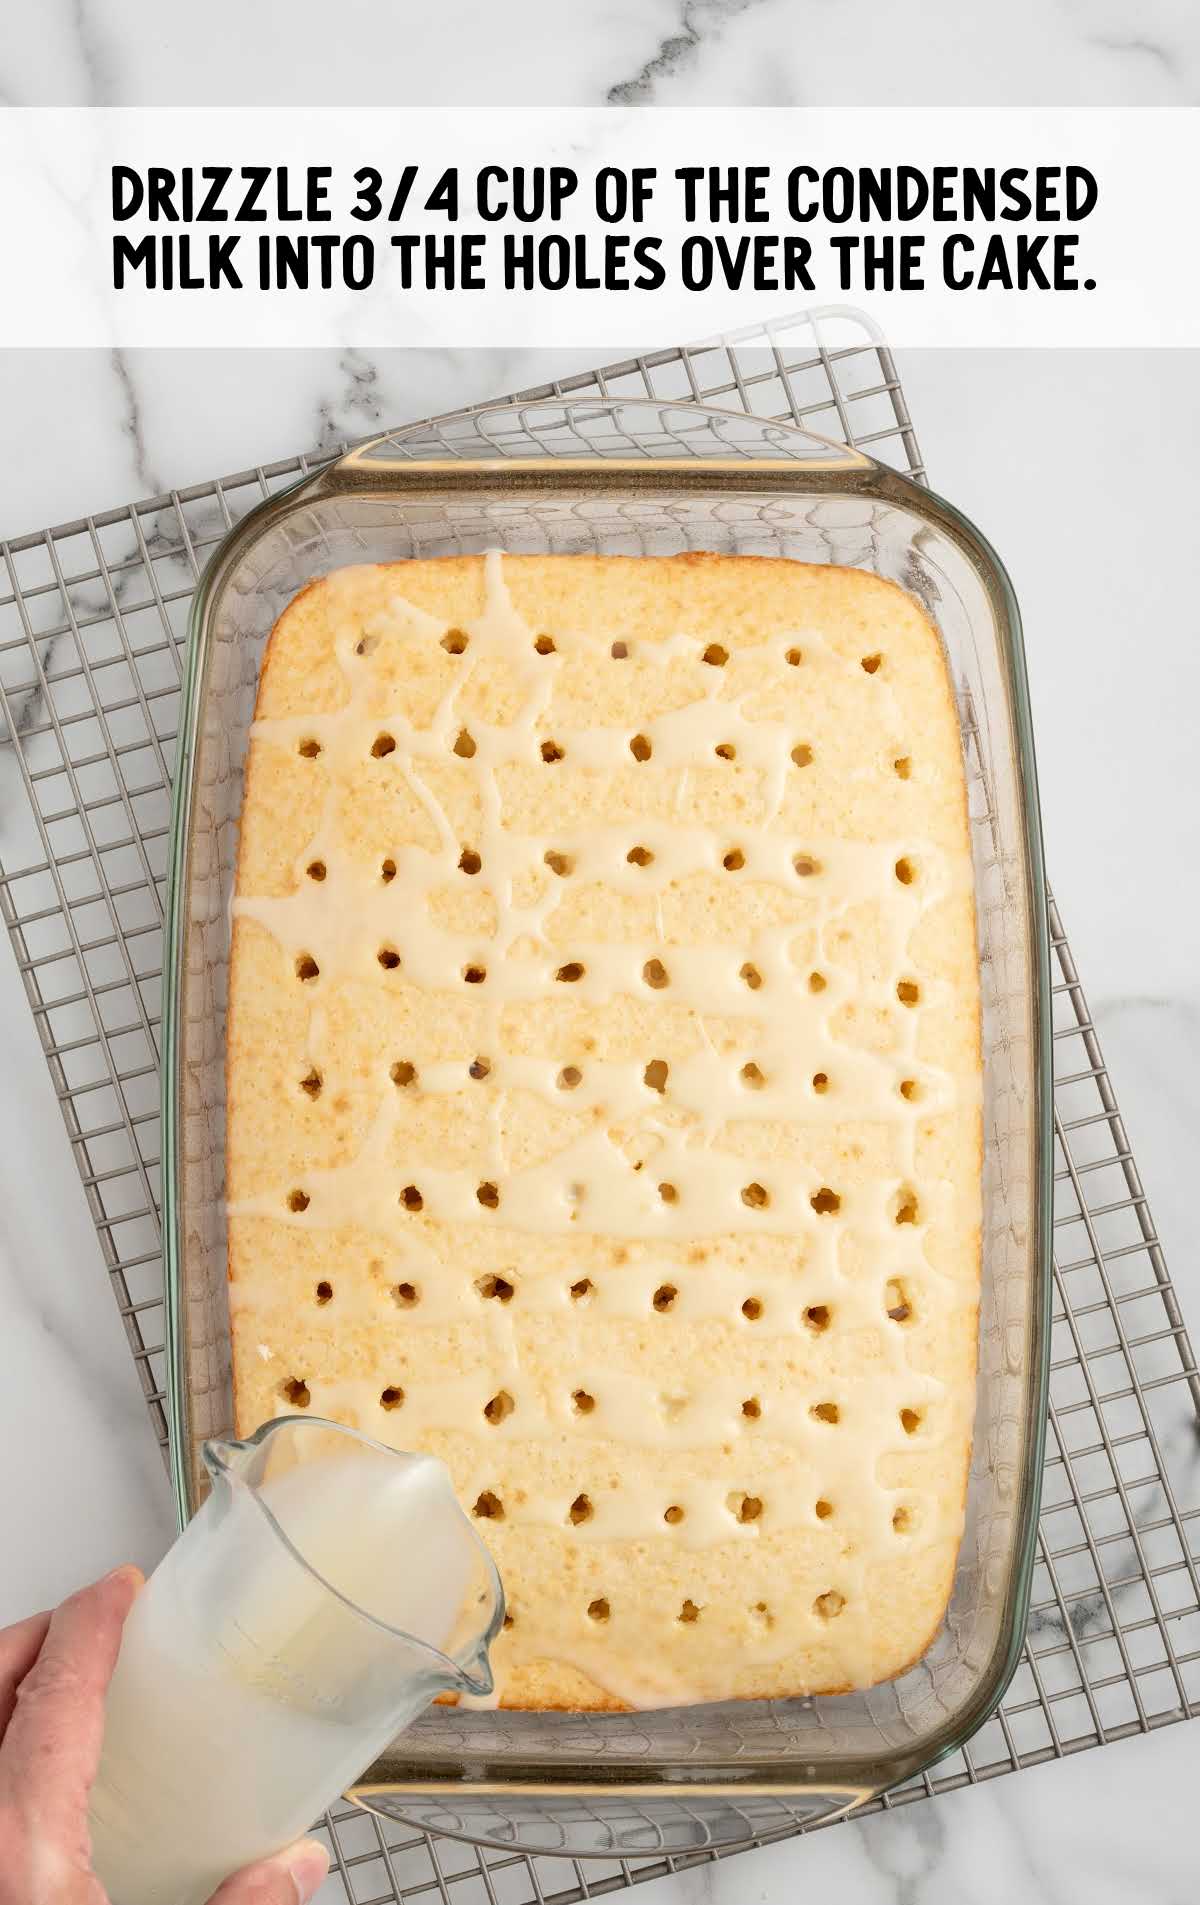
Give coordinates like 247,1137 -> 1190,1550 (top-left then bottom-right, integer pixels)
1,5 -> 1199,1902
2,0 -> 1197,107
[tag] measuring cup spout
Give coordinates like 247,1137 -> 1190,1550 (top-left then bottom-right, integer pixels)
201,1434 -> 246,1485
441,1597 -> 502,1702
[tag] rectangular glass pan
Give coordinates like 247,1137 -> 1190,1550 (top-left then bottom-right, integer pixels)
162,398 -> 1052,1858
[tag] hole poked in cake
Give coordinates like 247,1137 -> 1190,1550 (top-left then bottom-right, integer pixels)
278,1377 -> 310,1409
652,1283 -> 678,1312
544,849 -> 574,877
804,1304 -> 832,1332
810,1187 -> 841,1216
791,743 -> 814,768
441,627 -> 469,655
814,1589 -> 845,1619
893,1187 -> 920,1226
677,1599 -> 702,1624
534,633 -> 557,655
315,1281 -> 333,1305
555,961 -> 585,984
390,1060 -> 417,1087
629,733 -> 652,762
400,1185 -> 424,1212
392,1281 -> 419,1308
371,732 -> 397,759
643,958 -> 669,989
541,739 -> 565,763
459,847 -> 482,876
740,1182 -> 769,1210
896,977 -> 921,1007
299,1068 -> 322,1099
587,1597 -> 610,1623
722,847 -> 745,872
305,859 -> 326,882
900,1406 -> 924,1436
730,1493 -> 763,1524
885,1277 -> 914,1322
379,1386 -> 405,1411
739,962 -> 763,991
810,1401 -> 840,1425
475,1273 -> 515,1303
568,1493 -> 593,1524
484,1390 -> 515,1425
297,737 -> 322,759
473,1491 -> 503,1521
453,728 -> 477,759
295,953 -> 320,982
643,1058 -> 669,1093
476,1181 -> 501,1209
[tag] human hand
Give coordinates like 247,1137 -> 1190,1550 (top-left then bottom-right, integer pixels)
0,1569 -> 330,1904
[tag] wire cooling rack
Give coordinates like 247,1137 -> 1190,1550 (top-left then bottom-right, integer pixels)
1,311 -> 1197,1905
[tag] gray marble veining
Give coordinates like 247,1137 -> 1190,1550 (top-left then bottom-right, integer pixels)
606,0 -> 775,106
5,0 -> 1198,107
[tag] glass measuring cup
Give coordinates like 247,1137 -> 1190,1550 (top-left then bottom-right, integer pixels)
88,1416 -> 504,1905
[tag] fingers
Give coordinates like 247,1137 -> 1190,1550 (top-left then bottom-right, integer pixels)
0,1611 -> 51,1738
0,1566 -> 142,1851
206,1839 -> 330,1904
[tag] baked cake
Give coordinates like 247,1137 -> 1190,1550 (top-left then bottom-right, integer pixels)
227,551 -> 982,1710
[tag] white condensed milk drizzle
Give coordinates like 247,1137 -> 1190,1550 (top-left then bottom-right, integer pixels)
229,551 -> 981,1707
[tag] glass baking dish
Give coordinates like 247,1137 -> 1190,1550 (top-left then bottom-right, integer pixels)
162,397 -> 1052,1857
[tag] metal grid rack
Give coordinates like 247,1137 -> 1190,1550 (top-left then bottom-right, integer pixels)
1,312 -> 1197,1905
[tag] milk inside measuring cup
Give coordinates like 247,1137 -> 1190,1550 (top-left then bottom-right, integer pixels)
88,1422 -> 502,1905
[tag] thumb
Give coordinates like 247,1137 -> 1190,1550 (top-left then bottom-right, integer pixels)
207,1838 -> 330,1903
